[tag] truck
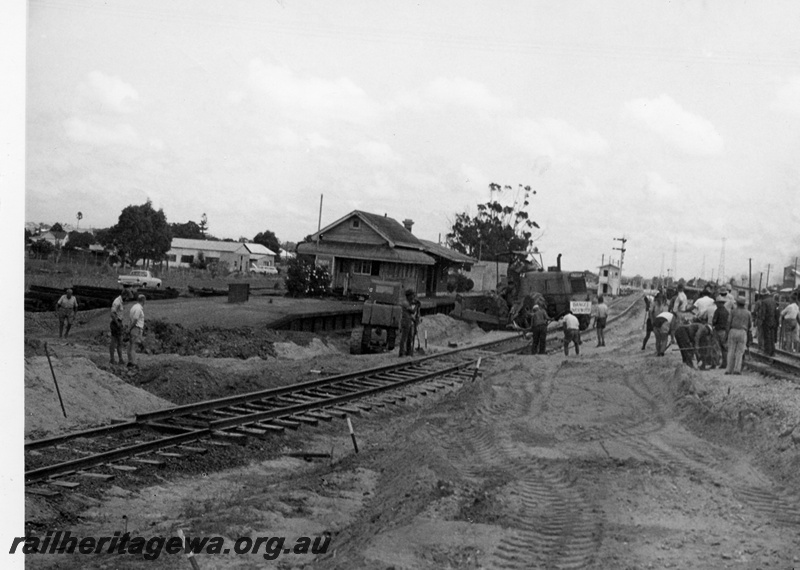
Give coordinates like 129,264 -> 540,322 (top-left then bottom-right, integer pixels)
451,253 -> 592,331
349,279 -> 408,354
118,270 -> 162,289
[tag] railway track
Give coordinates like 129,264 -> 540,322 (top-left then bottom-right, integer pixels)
748,343 -> 800,377
25,333 -> 533,488
21,293 -> 647,490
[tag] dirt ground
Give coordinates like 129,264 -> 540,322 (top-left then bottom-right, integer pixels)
21,298 -> 800,569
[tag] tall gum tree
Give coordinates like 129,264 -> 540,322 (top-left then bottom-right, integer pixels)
447,183 -> 540,262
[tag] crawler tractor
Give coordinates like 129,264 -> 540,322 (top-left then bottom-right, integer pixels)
451,253 -> 592,331
350,279 -> 406,354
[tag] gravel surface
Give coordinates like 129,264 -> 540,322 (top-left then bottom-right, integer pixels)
22,297 -> 800,569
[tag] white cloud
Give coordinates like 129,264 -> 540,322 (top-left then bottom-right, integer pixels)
625,95 -> 723,155
264,128 -> 331,150
644,171 -> 678,199
306,133 -> 332,149
81,71 -> 139,113
513,117 -> 608,160
774,77 -> 800,116
425,77 -> 509,112
64,117 -> 138,146
247,60 -> 381,124
352,140 -> 400,164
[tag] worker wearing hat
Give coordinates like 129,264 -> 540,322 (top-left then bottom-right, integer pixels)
725,295 -> 751,375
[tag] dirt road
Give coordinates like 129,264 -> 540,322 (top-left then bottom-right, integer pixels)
23,301 -> 800,569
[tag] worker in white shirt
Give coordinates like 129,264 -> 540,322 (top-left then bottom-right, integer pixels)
780,296 -> 800,352
127,295 -> 146,368
560,310 -> 581,356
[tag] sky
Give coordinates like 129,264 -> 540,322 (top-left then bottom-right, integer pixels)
17,0 -> 800,282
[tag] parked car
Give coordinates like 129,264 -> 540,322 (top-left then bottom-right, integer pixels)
118,270 -> 162,288
249,263 -> 278,275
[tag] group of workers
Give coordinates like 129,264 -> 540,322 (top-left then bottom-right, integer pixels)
642,283 -> 800,374
515,295 -> 609,357
54,287 -> 147,368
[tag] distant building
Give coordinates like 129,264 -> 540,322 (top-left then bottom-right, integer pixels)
597,263 -> 621,296
166,238 -> 270,271
244,242 -> 277,268
783,266 -> 800,289
38,230 -> 68,248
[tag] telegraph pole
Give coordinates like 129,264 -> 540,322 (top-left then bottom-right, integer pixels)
613,236 -> 627,276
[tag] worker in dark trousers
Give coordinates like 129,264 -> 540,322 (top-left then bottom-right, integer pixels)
758,291 -> 777,356
560,310 -> 581,356
641,293 -> 654,350
674,323 -> 702,368
711,296 -> 730,368
529,304 -> 549,354
398,289 -> 416,357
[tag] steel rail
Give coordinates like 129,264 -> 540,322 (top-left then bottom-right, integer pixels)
26,429 -> 210,484
135,335 -> 517,424
25,296 -> 643,484
25,338 -> 526,484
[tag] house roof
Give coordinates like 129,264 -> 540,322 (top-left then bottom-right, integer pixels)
170,238 -> 247,253
296,241 -> 435,265
312,210 -> 425,250
598,264 -> 620,269
418,239 -> 476,265
244,243 -> 276,256
42,231 -> 68,239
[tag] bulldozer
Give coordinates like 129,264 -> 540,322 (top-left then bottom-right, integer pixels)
451,253 -> 592,331
349,279 -> 406,354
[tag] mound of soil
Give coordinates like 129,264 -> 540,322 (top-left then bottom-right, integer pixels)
25,356 -> 172,439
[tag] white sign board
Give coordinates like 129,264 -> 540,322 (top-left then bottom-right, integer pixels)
570,301 -> 592,315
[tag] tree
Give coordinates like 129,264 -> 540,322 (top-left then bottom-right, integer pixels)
104,200 -> 172,266
253,230 -> 282,261
50,222 -> 64,233
76,211 -> 83,229
64,230 -> 96,250
170,220 -> 204,239
199,213 -> 208,238
446,183 -> 539,261
30,239 -> 55,259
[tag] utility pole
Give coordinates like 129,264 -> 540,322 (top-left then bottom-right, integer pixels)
672,241 -> 678,283
717,237 -> 726,285
613,236 -> 627,276
765,264 -> 770,289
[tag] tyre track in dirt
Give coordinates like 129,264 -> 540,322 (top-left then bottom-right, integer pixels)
562,349 -> 800,533
426,360 -> 603,569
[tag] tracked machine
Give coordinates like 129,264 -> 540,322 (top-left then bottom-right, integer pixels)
451,253 -> 592,331
350,279 -> 406,354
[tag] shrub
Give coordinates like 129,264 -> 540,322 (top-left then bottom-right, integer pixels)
446,273 -> 474,293
285,258 -> 331,297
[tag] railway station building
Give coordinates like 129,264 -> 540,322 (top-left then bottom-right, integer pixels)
296,210 -> 474,297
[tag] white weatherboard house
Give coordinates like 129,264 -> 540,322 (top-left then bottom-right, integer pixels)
244,243 -> 277,268
166,238 -> 275,270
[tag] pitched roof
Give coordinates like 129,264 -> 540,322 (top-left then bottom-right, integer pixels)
244,243 -> 276,256
417,239 -> 475,265
170,238 -> 247,253
296,241 -> 435,265
312,210 -> 424,250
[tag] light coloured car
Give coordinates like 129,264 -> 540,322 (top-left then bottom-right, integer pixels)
249,263 -> 278,275
118,269 -> 162,288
